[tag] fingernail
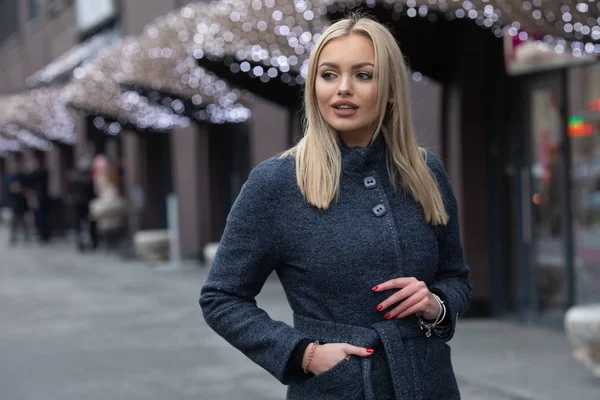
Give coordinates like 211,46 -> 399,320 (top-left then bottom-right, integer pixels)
395,315 -> 401,319
366,348 -> 374,354
376,304 -> 383,311
372,286 -> 379,291
384,313 -> 391,319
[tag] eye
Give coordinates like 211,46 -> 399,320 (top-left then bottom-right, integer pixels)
357,72 -> 372,80
321,72 -> 337,80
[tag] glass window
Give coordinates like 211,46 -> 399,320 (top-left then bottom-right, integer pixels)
28,0 -> 39,20
530,85 -> 567,317
571,64 -> 600,304
0,0 -> 20,43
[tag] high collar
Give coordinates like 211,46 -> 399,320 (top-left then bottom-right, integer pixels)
338,132 -> 387,173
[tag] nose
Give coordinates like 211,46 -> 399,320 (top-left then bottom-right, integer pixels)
337,75 -> 353,96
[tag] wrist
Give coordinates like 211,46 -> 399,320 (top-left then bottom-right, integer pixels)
419,295 -> 442,320
301,341 -> 319,374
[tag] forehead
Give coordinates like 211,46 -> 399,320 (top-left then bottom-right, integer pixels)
318,34 -> 375,66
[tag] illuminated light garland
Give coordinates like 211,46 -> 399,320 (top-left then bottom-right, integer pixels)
0,135 -> 23,154
4,124 -> 53,151
173,1 -> 331,87
0,93 -> 57,151
121,15 -> 252,122
69,35 -> 250,127
177,0 -> 599,87
3,85 -> 76,145
66,38 -> 192,132
322,0 -> 600,57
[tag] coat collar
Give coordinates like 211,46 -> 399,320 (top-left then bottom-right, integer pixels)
338,132 -> 387,174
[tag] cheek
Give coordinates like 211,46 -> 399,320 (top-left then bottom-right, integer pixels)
315,84 -> 331,113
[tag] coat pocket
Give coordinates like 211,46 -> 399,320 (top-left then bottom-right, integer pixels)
287,356 -> 363,400
423,338 -> 460,399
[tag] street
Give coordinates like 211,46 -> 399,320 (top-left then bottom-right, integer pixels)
0,230 -> 597,400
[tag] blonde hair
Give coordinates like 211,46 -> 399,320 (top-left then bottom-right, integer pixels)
282,16 -> 448,225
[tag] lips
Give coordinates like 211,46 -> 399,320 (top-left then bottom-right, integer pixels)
331,100 -> 358,117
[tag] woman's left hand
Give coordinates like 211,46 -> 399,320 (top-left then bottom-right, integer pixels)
372,277 -> 440,320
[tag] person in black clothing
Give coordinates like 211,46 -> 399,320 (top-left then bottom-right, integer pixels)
5,157 -> 29,245
27,154 -> 51,243
69,158 -> 98,251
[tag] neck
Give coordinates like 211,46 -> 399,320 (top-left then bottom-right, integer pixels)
338,127 -> 378,148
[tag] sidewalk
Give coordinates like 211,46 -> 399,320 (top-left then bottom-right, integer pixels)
451,320 -> 600,400
0,227 -> 598,399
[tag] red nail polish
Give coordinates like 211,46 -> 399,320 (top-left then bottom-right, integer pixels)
372,286 -> 379,291
366,348 -> 374,354
376,305 -> 383,311
384,313 -> 391,319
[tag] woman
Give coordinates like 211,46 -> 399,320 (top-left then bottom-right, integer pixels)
200,16 -> 471,400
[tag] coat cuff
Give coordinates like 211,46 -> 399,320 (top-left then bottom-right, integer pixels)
429,286 -> 458,341
284,339 -> 313,382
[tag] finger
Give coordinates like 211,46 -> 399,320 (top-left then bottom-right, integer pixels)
396,297 -> 430,319
372,277 -> 416,292
387,292 -> 426,319
344,344 -> 374,357
377,283 -> 420,312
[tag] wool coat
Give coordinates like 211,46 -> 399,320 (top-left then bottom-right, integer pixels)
200,134 -> 471,400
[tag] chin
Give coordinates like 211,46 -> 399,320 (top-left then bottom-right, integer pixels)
326,119 -> 362,133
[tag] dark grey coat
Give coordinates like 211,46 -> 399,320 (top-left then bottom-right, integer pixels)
200,134 -> 471,400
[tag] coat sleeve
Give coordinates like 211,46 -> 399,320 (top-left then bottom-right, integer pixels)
199,160 -> 311,384
426,152 -> 472,341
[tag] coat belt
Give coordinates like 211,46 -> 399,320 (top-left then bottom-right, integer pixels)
293,314 -> 425,400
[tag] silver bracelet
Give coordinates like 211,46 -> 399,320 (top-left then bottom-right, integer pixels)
417,293 -> 446,338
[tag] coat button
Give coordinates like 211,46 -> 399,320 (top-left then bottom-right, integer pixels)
363,176 -> 377,189
372,203 -> 387,217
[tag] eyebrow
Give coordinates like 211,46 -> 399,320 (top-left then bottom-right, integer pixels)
318,62 -> 375,69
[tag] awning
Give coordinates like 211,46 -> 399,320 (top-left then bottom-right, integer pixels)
325,0 -> 600,55
25,29 -> 119,88
0,94 -> 54,151
113,15 -> 252,123
179,0 -> 599,86
65,38 -> 193,133
3,85 -> 76,144
178,1 -> 331,84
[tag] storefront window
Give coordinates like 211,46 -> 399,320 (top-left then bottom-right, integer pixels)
571,64 -> 600,304
530,86 -> 566,316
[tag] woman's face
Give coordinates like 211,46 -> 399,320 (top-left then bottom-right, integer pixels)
315,34 -> 379,146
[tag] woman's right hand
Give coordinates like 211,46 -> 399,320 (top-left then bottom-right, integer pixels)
304,343 -> 374,375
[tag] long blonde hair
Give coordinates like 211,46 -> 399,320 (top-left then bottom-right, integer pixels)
283,16 -> 448,225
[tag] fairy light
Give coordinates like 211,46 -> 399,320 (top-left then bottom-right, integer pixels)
177,0 -> 600,81
66,38 -> 192,132
68,34 -> 250,127
3,86 -> 76,144
0,136 -> 22,153
321,0 -> 600,56
173,1 -> 331,86
3,124 -> 53,151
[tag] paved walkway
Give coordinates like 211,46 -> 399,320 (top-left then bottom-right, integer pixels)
0,229 -> 598,399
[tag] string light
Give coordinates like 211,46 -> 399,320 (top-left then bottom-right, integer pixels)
66,38 -> 192,132
322,0 -> 600,56
3,86 -> 76,144
173,1 -> 331,86
68,35 -> 250,127
0,136 -> 23,154
4,124 -> 53,150
176,0 -> 600,87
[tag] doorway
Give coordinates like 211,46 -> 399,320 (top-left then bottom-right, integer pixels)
509,70 -> 575,324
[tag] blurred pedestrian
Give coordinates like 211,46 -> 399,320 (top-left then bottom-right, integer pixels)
4,155 -> 29,245
70,155 -> 97,251
200,16 -> 471,400
27,153 -> 51,243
